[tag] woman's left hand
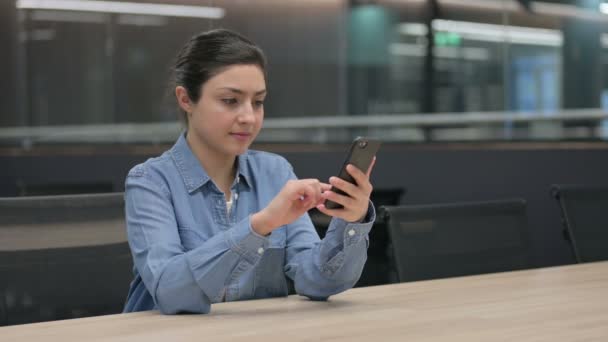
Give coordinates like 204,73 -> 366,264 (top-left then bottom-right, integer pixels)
317,157 -> 376,222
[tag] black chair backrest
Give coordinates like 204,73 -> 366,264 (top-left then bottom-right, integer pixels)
310,187 -> 406,236
551,184 -> 608,263
382,199 -> 531,283
0,193 -> 132,326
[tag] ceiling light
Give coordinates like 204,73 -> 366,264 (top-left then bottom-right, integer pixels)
16,0 -> 225,19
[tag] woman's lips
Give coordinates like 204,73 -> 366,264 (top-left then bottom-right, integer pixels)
230,132 -> 251,141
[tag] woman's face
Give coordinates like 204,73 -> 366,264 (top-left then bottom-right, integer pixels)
185,64 -> 266,158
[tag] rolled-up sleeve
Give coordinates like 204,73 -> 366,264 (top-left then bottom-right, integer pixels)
126,169 -> 269,314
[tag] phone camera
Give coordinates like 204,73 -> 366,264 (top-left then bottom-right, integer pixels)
358,140 -> 368,148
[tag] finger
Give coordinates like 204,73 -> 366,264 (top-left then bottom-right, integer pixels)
291,185 -> 313,202
316,183 -> 332,205
289,181 -> 306,200
296,194 -> 316,210
316,203 -> 362,222
304,180 -> 328,201
346,164 -> 366,183
301,183 -> 315,199
289,179 -> 316,197
320,182 -> 332,192
313,185 -> 326,204
307,184 -> 326,204
316,203 -> 346,220
366,156 -> 376,177
346,164 -> 372,194
302,179 -> 325,197
315,194 -> 327,206
293,191 -> 311,204
302,178 -> 322,187
322,190 -> 355,208
328,176 -> 359,198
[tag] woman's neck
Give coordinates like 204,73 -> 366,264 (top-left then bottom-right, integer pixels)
186,132 -> 236,197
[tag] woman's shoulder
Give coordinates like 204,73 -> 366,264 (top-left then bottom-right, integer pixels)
126,151 -> 174,181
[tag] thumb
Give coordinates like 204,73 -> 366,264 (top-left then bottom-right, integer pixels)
289,189 -> 306,202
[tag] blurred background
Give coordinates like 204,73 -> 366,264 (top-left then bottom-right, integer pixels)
3,0 -> 608,142
2,0 -> 608,269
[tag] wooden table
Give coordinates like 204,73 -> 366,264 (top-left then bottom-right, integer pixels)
2,262 -> 607,341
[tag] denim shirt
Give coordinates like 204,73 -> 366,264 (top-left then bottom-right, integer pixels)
123,133 -> 375,314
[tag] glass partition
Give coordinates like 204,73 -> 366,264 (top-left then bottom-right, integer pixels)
2,0 -> 608,144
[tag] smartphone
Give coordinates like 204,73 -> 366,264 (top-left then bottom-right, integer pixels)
325,137 -> 382,210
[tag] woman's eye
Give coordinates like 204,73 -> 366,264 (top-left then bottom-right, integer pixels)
254,100 -> 264,108
222,98 -> 238,105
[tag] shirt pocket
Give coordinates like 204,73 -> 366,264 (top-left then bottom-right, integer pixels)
253,226 -> 287,298
177,226 -> 205,251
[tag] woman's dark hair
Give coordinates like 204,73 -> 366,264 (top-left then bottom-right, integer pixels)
170,29 -> 267,124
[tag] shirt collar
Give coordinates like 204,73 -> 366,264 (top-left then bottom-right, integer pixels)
170,132 -> 252,194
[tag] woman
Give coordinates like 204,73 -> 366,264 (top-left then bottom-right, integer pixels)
123,29 -> 376,314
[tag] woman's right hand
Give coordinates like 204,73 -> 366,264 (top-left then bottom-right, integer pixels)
251,179 -> 331,236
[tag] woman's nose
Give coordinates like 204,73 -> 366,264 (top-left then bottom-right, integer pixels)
238,103 -> 257,123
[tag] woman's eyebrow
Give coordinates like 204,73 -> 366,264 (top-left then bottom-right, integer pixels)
219,87 -> 267,95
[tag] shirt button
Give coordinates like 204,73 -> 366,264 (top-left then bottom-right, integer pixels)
348,229 -> 356,237
257,247 -> 264,255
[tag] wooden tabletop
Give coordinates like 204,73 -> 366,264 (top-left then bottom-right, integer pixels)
2,262 -> 607,341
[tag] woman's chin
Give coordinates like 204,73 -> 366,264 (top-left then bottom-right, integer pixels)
229,144 -> 251,156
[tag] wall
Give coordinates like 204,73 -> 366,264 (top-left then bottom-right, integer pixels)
0,0 -> 19,126
3,142 -> 608,270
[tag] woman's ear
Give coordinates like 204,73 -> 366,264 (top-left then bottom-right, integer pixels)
175,86 -> 193,114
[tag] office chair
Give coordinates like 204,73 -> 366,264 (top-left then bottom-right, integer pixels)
308,188 -> 406,287
309,187 -> 406,237
381,198 -> 531,283
0,193 -> 132,326
551,184 -> 608,263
